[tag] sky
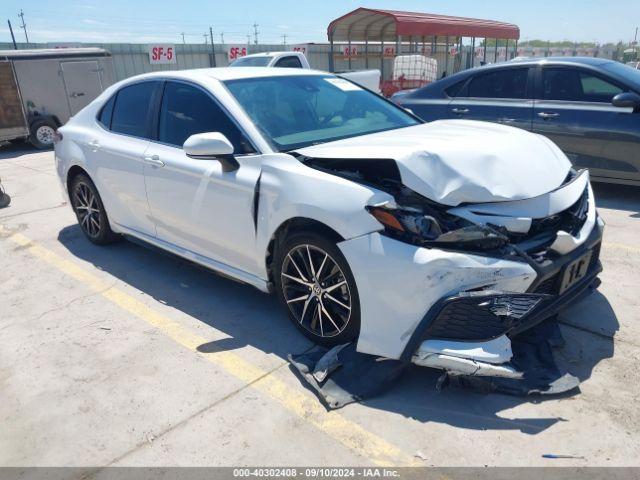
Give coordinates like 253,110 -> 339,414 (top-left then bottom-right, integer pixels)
0,0 -> 638,46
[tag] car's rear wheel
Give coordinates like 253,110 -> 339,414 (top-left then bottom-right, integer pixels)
274,232 -> 360,346
70,173 -> 119,245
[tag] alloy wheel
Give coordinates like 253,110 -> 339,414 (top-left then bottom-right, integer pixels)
73,182 -> 101,238
280,244 -> 352,338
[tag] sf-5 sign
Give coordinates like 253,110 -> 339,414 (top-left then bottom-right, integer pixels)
148,45 -> 176,64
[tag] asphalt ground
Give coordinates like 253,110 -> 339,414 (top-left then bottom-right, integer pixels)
1,141 -> 639,467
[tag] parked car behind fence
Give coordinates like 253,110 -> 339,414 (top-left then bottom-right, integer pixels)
393,57 -> 640,186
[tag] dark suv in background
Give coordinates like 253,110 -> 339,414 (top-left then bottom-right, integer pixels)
393,57 -> 640,186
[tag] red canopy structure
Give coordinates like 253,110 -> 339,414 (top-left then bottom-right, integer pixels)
327,8 -> 520,89
327,8 -> 520,42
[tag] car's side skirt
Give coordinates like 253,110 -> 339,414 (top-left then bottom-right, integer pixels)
115,223 -> 270,293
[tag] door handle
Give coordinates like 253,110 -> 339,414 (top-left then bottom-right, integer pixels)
452,108 -> 469,114
143,155 -> 165,167
70,92 -> 85,98
538,112 -> 559,119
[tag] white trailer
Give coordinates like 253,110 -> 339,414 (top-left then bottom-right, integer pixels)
0,48 -> 115,148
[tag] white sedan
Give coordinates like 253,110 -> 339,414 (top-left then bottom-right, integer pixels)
54,68 -> 604,377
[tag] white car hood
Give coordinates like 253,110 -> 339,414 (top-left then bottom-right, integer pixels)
295,120 -> 571,206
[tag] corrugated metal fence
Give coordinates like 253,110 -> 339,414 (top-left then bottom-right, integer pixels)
0,42 -> 619,83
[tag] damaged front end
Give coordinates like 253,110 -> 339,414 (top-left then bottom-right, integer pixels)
299,154 -> 603,382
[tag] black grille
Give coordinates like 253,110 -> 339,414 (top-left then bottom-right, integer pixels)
510,184 -> 589,254
533,274 -> 560,295
425,293 -> 545,341
528,189 -> 588,238
531,241 -> 601,296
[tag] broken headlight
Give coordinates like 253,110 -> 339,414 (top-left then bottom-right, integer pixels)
367,205 -> 508,250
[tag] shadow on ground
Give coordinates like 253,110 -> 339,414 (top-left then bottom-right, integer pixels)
57,212 -> 618,436
0,140 -> 46,161
593,182 -> 640,217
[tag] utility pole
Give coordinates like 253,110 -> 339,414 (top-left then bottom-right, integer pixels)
219,32 -> 224,44
209,26 -> 216,67
635,27 -> 638,44
180,32 -> 185,44
203,33 -> 209,44
246,34 -> 251,45
7,20 -> 17,49
252,22 -> 259,45
281,34 -> 287,46
17,9 -> 28,43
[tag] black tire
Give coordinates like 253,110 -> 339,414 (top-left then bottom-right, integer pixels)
69,173 -> 119,245
29,117 -> 58,150
274,231 -> 360,346
0,192 -> 10,209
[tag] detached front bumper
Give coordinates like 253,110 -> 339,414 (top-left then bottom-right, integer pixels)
338,215 -> 604,368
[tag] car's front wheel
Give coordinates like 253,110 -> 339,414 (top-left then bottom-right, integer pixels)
274,232 -> 360,346
70,173 -> 119,245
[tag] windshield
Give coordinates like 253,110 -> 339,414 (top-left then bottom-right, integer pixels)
602,61 -> 640,90
224,75 -> 420,151
229,56 -> 272,67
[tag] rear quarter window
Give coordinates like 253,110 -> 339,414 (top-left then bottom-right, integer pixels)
97,95 -> 115,129
445,79 -> 468,97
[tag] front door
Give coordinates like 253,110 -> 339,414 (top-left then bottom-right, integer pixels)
532,66 -> 640,183
447,66 -> 534,131
143,80 -> 261,273
61,61 -> 104,116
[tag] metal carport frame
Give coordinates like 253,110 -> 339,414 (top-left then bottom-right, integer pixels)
327,8 -> 520,75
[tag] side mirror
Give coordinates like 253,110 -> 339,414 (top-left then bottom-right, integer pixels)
612,92 -> 640,110
184,132 -> 239,171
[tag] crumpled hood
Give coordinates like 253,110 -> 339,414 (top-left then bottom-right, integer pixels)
295,120 -> 571,206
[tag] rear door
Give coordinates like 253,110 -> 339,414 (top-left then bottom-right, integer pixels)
532,66 -> 640,183
61,60 -> 104,116
86,80 -> 160,237
448,66 -> 534,131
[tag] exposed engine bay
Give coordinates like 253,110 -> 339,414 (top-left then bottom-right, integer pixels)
297,154 -> 590,260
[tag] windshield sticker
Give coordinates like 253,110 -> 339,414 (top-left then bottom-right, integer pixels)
324,78 -> 362,91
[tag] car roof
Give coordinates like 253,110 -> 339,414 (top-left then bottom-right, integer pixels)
463,56 -> 615,74
439,56 -> 617,83
120,66 -> 327,83
506,56 -> 614,67
241,51 -> 298,58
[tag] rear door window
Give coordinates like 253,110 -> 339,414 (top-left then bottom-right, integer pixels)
542,68 -> 624,103
110,81 -> 157,138
465,68 -> 529,99
158,81 -> 254,153
274,56 -> 303,68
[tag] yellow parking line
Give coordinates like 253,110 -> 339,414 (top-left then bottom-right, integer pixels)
1,225 -> 419,467
603,242 -> 640,255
